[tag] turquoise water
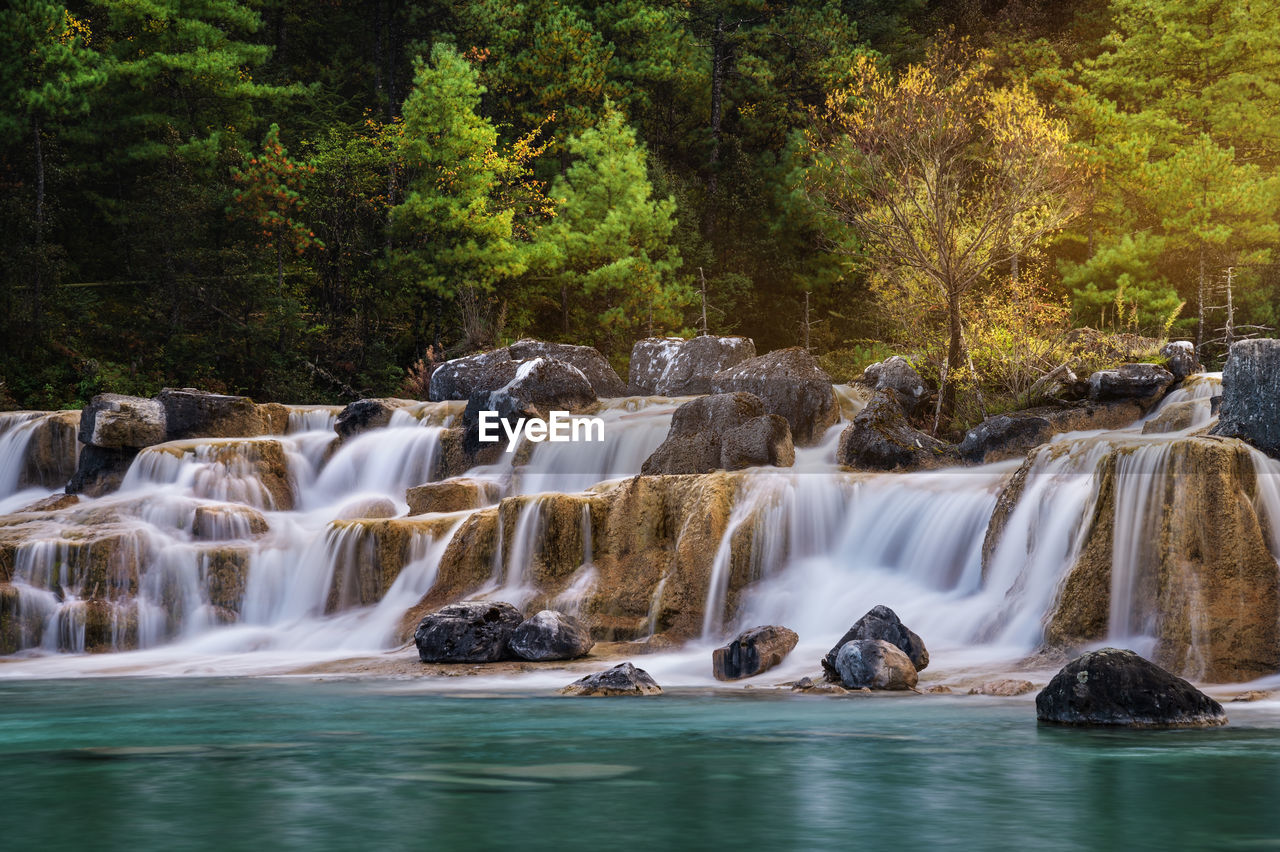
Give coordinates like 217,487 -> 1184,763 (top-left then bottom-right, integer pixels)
2,679 -> 1279,851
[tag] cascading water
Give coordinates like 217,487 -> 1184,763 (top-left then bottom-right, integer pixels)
2,368 -> 1265,685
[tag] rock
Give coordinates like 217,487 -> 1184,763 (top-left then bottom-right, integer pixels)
428,349 -> 514,401
559,661 -> 662,696
65,444 -> 139,496
1087,363 -> 1174,402
627,337 -> 687,395
629,335 -> 757,397
641,393 -> 793,475
508,610 -> 595,661
79,394 -> 166,449
459,357 -> 597,457
861,356 -> 928,414
1141,400 -> 1207,435
414,601 -> 525,663
1035,648 -> 1227,728
925,685 -> 953,694
1232,690 -> 1272,703
710,347 -> 838,446
406,478 -> 503,515
18,410 -> 80,489
507,339 -> 627,397
1213,339 -> 1280,457
960,399 -> 1158,465
334,398 -> 416,439
191,505 -> 269,540
1042,437 -> 1280,682
791,676 -> 850,695
834,639 -> 919,690
1161,341 -> 1201,381
16,494 -> 80,513
333,497 -> 398,520
711,625 -> 800,681
837,391 -> 959,471
155,388 -> 264,440
822,605 -> 929,680
968,679 -> 1035,696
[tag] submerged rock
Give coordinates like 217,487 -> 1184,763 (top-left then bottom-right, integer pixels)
1087,363 -> 1174,402
711,625 -> 799,681
1035,648 -> 1227,728
79,393 -> 166,449
641,392 -> 793,475
414,601 -> 524,663
1214,339 -> 1280,457
628,335 -> 756,396
822,605 -> 928,679
508,610 -> 595,661
791,676 -> 850,695
834,639 -> 919,690
710,347 -> 838,446
861,356 -> 927,414
837,391 -> 959,471
559,662 -> 662,696
969,679 -> 1035,696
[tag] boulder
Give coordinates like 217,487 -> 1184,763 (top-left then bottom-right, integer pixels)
711,347 -> 838,445
155,388 -> 263,440
79,394 -> 166,449
834,639 -> 919,690
65,445 -> 139,497
414,600 -> 525,663
461,357 -> 597,456
507,339 -> 627,397
334,398 -> 416,439
406,478 -> 503,515
1141,400 -> 1207,435
1160,341 -> 1201,381
822,605 -> 929,680
958,399 -> 1152,465
1213,339 -> 1280,457
508,610 -> 595,661
837,392 -> 959,471
641,393 -> 793,475
1035,648 -> 1227,728
627,337 -> 687,395
333,497 -> 398,520
968,679 -> 1035,696
790,676 -> 850,695
16,493 -> 80,513
625,335 -> 756,396
1087,363 -> 1174,402
427,349 -> 514,401
559,662 -> 663,696
861,356 -> 927,414
711,625 -> 799,681
18,410 -> 80,489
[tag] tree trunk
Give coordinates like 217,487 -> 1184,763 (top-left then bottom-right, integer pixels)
561,283 -> 570,335
1196,243 -> 1206,354
32,115 -> 45,343
942,286 -> 963,425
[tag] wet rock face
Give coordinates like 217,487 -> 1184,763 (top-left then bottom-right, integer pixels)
641,393 -> 794,475
1161,341 -> 1201,381
414,601 -> 525,663
834,639 -> 919,690
156,388 -> 262,440
822,604 -> 929,679
1087,363 -> 1174,402
508,610 -> 595,661
837,392 -> 959,471
711,347 -> 838,446
559,661 -> 662,696
406,478 -> 502,515
65,445 -> 139,497
430,340 -> 625,401
334,398 -> 415,439
507,339 -> 627,398
628,335 -> 756,397
712,625 -> 799,681
1214,339 -> 1280,457
861,356 -> 927,414
1036,648 -> 1227,728
79,394 -> 166,449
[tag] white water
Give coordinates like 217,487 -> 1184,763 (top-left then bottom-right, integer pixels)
4,370 -> 1272,687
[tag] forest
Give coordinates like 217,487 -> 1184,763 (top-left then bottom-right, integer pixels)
4,0 -> 1279,429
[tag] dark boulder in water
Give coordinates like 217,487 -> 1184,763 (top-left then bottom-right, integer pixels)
712,625 -> 799,681
641,392 -> 793,475
507,339 -> 627,398
1087,363 -> 1174,402
822,604 -> 928,680
837,392 -> 959,471
710,347 -> 839,446
65,444 -> 139,497
559,662 -> 662,696
334,398 -> 415,439
1036,648 -> 1227,728
414,601 -> 524,663
860,356 -> 928,414
834,639 -> 919,690
1213,339 -> 1280,458
508,610 -> 595,661
1160,341 -> 1201,381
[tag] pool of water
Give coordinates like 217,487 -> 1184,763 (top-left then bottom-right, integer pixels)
2,679 -> 1279,850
